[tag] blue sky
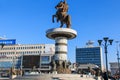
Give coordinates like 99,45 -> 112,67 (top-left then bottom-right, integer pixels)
0,0 -> 120,67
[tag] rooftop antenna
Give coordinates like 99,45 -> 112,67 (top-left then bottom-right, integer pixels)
86,40 -> 94,47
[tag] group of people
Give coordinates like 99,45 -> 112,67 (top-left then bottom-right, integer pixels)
95,71 -> 116,80
80,69 -> 117,80
101,72 -> 116,80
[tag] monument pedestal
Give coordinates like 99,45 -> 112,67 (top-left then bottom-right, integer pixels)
46,28 -> 77,73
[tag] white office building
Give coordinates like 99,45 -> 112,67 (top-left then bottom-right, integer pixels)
0,43 -> 55,72
109,62 -> 120,75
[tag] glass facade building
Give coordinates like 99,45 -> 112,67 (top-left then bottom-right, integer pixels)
76,46 -> 103,69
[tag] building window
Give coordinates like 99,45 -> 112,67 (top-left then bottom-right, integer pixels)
41,56 -> 50,64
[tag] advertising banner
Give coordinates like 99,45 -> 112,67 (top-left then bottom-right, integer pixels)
0,39 -> 16,45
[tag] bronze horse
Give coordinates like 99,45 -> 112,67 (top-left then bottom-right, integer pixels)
52,1 -> 71,28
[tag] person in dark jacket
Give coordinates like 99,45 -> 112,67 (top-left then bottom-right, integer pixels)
102,72 -> 108,80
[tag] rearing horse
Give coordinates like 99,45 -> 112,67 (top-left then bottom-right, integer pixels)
52,0 -> 71,28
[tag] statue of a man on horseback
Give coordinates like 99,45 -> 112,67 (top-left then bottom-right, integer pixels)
52,0 -> 71,28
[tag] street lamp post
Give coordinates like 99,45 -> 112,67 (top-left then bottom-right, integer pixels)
115,41 -> 120,76
98,37 -> 113,80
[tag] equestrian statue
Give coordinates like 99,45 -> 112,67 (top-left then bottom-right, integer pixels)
52,0 -> 71,28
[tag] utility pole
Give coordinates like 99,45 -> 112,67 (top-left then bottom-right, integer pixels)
115,41 -> 120,77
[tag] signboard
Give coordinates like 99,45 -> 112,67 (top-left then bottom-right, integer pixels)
45,44 -> 55,54
0,39 -> 16,45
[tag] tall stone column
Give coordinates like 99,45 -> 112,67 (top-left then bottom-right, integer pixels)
46,28 -> 77,73
55,37 -> 67,61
